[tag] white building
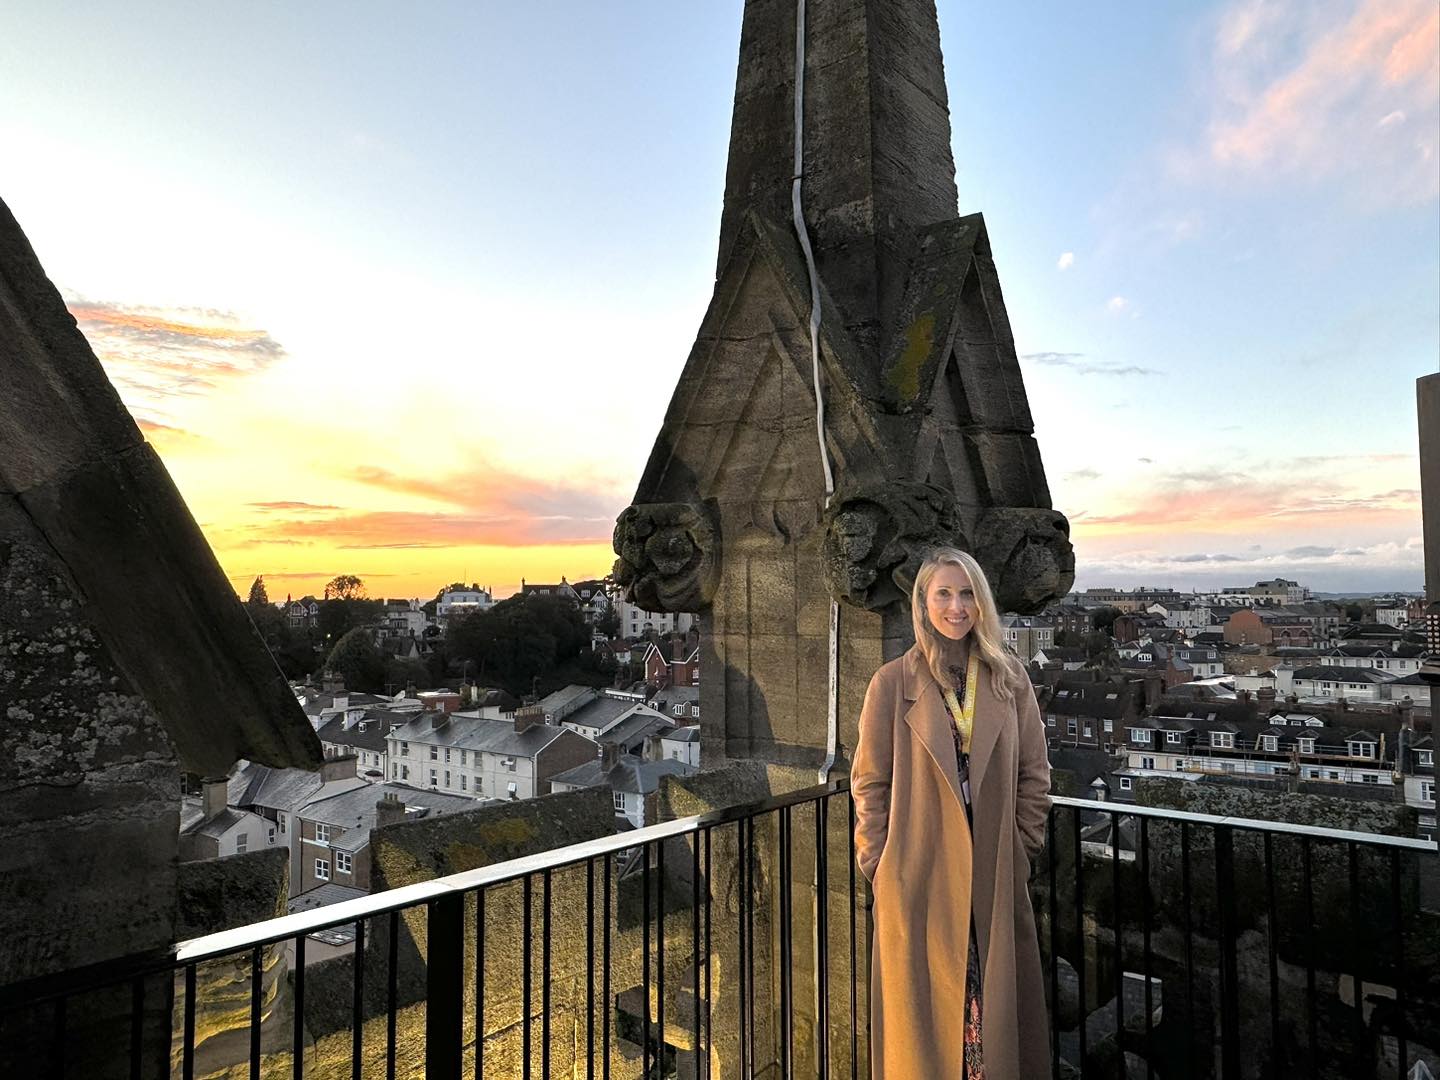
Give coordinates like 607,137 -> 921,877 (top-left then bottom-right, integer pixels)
437,586 -> 494,622
386,710 -> 596,801
549,747 -> 698,830
616,598 -> 695,639
1280,665 -> 1395,704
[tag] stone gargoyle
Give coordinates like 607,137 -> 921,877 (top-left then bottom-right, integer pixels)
612,501 -> 720,613
819,482 -> 967,611
821,484 -> 1074,615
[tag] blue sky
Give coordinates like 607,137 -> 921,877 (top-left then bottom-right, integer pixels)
2,0 -> 1435,596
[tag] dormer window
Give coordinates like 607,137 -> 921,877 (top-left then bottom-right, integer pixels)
1419,750 -> 1434,768
1348,741 -> 1376,759
1210,732 -> 1235,749
1298,738 -> 1316,754
1166,731 -> 1182,744
1260,735 -> 1278,752
1130,728 -> 1152,744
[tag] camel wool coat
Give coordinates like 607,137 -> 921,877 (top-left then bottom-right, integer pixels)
851,644 -> 1051,1079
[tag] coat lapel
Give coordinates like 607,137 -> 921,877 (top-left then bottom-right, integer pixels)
901,646 -> 967,814
966,665 -> 1003,802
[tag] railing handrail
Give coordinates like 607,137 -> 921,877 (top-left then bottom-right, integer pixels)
1051,794 -> 1437,851
176,776 -> 851,965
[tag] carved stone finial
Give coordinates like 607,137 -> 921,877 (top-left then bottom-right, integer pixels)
972,507 -> 1075,614
612,502 -> 720,613
820,482 -> 966,611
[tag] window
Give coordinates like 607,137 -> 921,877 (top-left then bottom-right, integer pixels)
1083,723 -> 1093,738
1210,732 -> 1234,749
1105,692 -> 1118,701
1067,718 -> 1077,735
1418,750 -> 1433,768
429,769 -> 438,787
444,748 -> 451,763
1166,731 -> 1182,745
236,833 -> 248,853
1131,729 -> 1151,744
1361,774 -> 1378,784
400,765 -> 410,781
1103,719 -> 1113,733
430,746 -> 439,760
400,741 -> 409,757
1422,782 -> 1435,805
460,750 -> 467,766
1261,736 -> 1278,752
613,792 -> 626,811
691,705 -> 700,718
1119,776 -> 1133,791
277,812 -> 287,835
315,859 -> 329,881
1349,742 -> 1376,758
460,775 -> 467,790
444,771 -> 451,787
1141,756 -> 1156,770
267,827 -> 276,845
335,852 -> 352,874
1046,716 -> 1056,728
1298,739 -> 1316,754
315,823 -> 330,843
507,781 -> 518,798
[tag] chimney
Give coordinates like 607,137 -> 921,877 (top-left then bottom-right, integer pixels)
320,754 -> 357,782
514,706 -> 544,734
1397,695 -> 1415,730
375,793 -> 407,829
601,742 -> 621,771
333,693 -> 348,713
1257,686 -> 1277,715
644,733 -> 664,762
201,777 -> 228,821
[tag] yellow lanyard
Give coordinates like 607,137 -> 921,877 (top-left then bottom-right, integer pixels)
941,653 -> 980,751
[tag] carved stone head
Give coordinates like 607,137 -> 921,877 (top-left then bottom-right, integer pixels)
971,507 -> 1075,614
820,482 -> 967,611
612,502 -> 720,613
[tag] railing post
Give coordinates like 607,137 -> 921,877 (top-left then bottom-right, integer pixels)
426,894 -> 465,1080
1213,825 -> 1240,1079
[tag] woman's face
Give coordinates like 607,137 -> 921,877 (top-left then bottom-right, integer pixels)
925,563 -> 977,642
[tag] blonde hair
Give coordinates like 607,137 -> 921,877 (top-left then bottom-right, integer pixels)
910,546 -> 1016,703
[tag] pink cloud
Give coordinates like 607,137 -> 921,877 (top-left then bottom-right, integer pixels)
1206,0 -> 1438,204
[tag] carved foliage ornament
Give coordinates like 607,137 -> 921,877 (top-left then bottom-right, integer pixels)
612,502 -> 719,614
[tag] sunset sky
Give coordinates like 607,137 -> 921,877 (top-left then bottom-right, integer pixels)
3,0 -> 1436,599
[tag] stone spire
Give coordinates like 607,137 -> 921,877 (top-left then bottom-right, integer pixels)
718,0 -> 960,352
616,0 -> 1073,766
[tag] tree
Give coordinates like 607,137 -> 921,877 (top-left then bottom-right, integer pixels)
324,574 -> 367,601
596,608 -> 621,639
246,576 -> 269,607
1091,606 -> 1122,635
1344,603 -> 1364,623
325,628 -> 386,693
444,592 -> 590,696
1052,629 -> 1080,648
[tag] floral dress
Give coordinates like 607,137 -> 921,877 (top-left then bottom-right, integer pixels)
943,657 -> 985,1080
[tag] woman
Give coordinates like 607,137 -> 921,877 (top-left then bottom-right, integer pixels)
851,546 -> 1051,1079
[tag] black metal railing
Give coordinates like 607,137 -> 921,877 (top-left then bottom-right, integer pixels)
1042,795 -> 1436,1080
0,779 -> 869,1080
0,784 -> 1434,1078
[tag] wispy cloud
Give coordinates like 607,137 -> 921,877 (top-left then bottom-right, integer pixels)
249,500 -> 343,512
1106,296 -> 1130,314
1079,469 -> 1420,529
67,296 -> 286,412
1057,252 -> 1075,270
1203,0 -> 1439,205
1021,352 -> 1159,377
348,462 -> 626,525
1066,468 -> 1101,481
243,508 -> 617,549
1077,536 -> 1423,590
